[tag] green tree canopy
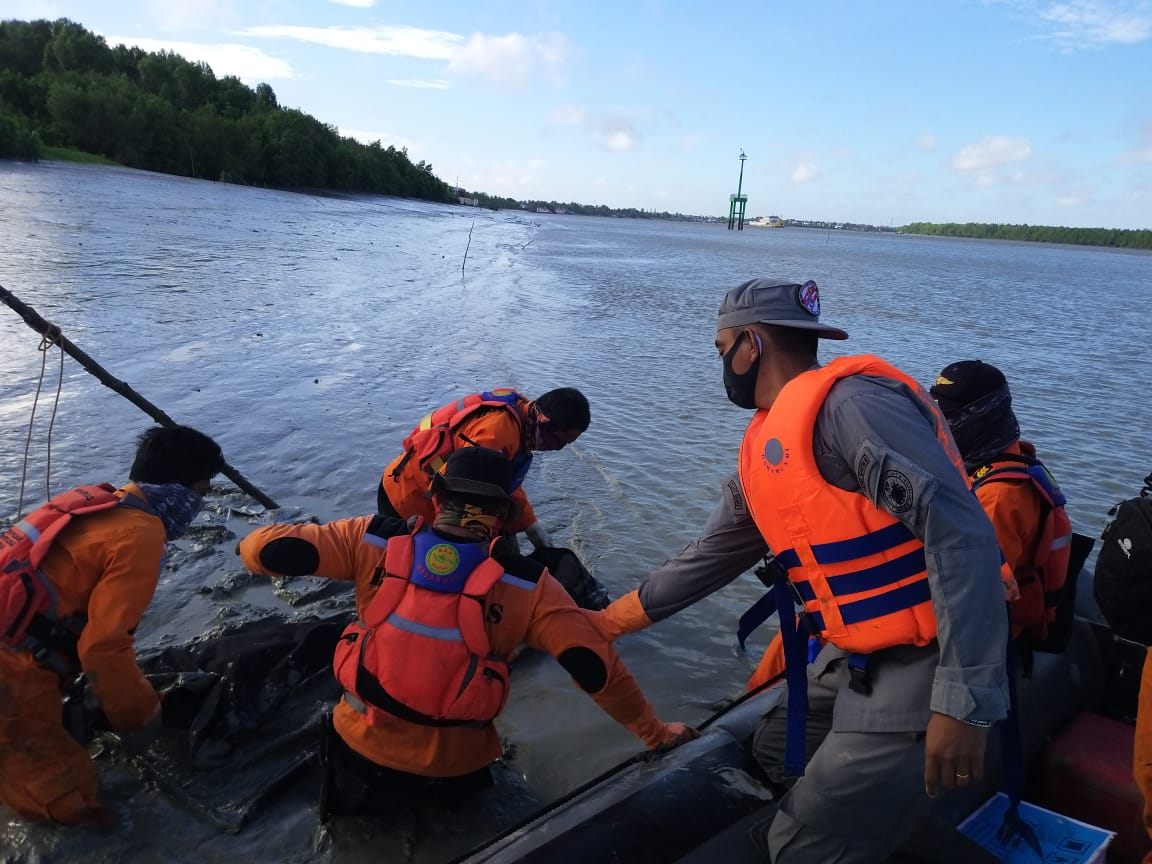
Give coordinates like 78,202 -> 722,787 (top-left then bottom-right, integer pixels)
0,17 -> 456,203
899,222 -> 1152,251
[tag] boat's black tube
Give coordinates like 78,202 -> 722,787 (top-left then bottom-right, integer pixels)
450,675 -> 787,864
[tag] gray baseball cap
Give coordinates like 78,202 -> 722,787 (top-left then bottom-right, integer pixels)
716,278 -> 849,340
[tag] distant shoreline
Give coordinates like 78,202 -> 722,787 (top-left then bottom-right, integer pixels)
11,155 -> 1148,251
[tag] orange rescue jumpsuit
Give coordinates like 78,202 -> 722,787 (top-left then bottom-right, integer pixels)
0,483 -> 165,822
239,516 -> 671,777
971,441 -> 1047,637
381,403 -> 538,535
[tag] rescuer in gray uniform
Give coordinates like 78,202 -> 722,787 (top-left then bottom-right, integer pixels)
590,278 -> 1008,864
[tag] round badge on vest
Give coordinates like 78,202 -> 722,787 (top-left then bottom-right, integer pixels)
424,543 -> 461,577
762,438 -> 791,474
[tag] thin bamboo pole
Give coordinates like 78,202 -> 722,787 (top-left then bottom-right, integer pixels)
0,283 -> 279,510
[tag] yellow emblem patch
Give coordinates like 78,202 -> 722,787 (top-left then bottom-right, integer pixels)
935,376 -> 954,386
424,543 -> 460,576
973,464 -> 991,480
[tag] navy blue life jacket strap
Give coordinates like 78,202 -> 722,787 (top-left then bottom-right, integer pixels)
736,591 -> 778,652
736,556 -> 787,651
999,604 -> 1024,806
775,571 -> 809,778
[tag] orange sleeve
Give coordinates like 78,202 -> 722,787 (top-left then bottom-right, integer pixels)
79,515 -> 166,732
523,573 -> 666,747
747,632 -> 787,692
1136,647 -> 1152,855
506,488 -> 537,535
238,516 -> 377,581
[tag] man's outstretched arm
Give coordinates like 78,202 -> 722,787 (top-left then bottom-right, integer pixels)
595,473 -> 769,638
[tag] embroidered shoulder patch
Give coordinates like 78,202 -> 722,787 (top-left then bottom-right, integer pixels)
798,280 -> 820,316
880,470 -> 914,514
727,477 -> 747,515
855,452 -> 873,491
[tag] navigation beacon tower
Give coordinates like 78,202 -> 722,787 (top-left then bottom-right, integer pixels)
727,149 -> 748,230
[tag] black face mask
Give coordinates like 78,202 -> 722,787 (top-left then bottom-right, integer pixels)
722,331 -> 761,409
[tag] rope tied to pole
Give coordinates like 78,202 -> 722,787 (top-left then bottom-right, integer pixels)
38,320 -> 62,347
1,283 -> 280,511
17,322 -> 66,518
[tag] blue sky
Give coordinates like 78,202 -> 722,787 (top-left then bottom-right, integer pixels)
5,0 -> 1151,228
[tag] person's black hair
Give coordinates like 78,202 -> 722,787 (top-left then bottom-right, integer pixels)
763,325 -> 819,364
535,387 -> 591,433
129,425 -> 224,488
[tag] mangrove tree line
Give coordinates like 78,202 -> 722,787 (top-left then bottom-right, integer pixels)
900,221 -> 1152,250
0,18 -> 456,202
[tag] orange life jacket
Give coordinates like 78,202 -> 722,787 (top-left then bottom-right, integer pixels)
737,355 -> 969,653
389,389 -> 533,488
332,523 -> 513,729
971,449 -> 1072,641
0,484 -> 122,651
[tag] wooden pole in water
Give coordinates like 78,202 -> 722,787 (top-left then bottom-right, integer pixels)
462,220 -> 474,277
0,283 -> 280,510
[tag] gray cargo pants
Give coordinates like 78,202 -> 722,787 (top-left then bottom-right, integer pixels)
748,646 -> 931,864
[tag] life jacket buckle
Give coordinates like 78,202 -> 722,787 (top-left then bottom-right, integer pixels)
847,653 -> 872,696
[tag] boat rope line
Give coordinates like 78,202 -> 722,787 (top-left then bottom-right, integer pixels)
16,324 -> 64,518
0,282 -> 280,510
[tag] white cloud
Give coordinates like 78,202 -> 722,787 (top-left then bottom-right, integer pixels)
546,105 -> 642,152
243,25 -> 462,59
142,0 -> 242,32
328,0 -> 376,6
604,131 -> 637,152
339,127 -> 419,152
468,159 -> 545,193
102,36 -> 295,81
445,32 -> 572,86
386,79 -> 450,89
952,136 -> 1033,172
244,24 -> 573,87
1121,123 -> 1152,163
791,160 -> 819,183
1038,0 -> 1152,47
917,134 -> 938,151
548,104 -> 587,126
994,0 -> 1152,49
591,115 -> 641,153
681,134 -> 705,152
1121,146 -> 1152,163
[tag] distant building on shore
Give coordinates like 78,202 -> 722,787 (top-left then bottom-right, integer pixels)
747,215 -> 784,228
